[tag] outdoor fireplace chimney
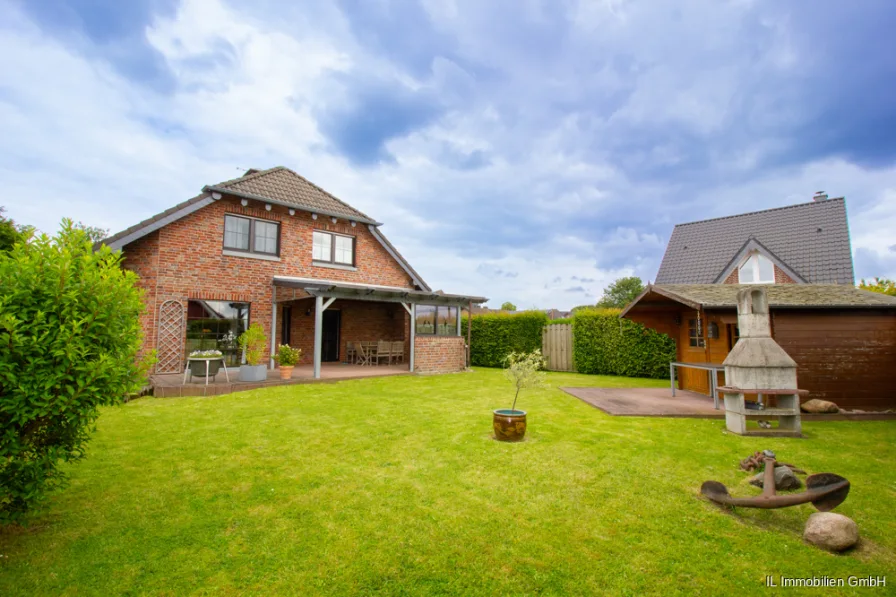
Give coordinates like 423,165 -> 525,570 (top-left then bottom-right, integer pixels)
813,191 -> 829,202
719,287 -> 803,436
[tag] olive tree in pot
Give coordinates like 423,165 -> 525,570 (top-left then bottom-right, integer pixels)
493,349 -> 546,442
273,344 -> 302,380
238,323 -> 268,382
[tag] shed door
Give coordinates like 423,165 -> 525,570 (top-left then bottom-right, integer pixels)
679,314 -> 710,395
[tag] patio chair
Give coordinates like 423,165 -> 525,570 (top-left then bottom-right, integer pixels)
357,341 -> 374,366
346,341 -> 357,364
390,341 -> 404,364
376,340 -> 392,366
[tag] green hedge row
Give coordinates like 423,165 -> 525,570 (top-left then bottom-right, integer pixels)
460,311 -> 548,367
572,308 -> 676,379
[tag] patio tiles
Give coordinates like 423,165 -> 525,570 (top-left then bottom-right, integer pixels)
562,387 -> 896,420
562,387 -> 725,418
151,363 -> 409,398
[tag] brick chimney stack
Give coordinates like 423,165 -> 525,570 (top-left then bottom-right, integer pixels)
813,191 -> 829,202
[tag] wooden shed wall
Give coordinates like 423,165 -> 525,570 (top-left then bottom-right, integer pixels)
772,309 -> 896,411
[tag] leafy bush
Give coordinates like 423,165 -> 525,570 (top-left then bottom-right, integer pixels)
0,221 -> 150,523
573,308 -> 676,379
858,277 -> 896,296
461,311 -> 548,367
238,323 -> 267,366
273,344 -> 302,367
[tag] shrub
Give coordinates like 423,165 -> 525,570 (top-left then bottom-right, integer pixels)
190,349 -> 223,359
238,323 -> 267,366
0,221 -> 150,523
573,308 -> 676,379
273,344 -> 302,367
461,311 -> 548,367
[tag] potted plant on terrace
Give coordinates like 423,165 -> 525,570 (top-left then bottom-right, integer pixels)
273,344 -> 302,380
493,349 -> 546,442
188,349 -> 223,379
238,323 -> 268,382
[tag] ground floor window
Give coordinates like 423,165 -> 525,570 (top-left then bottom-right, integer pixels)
415,305 -> 459,336
186,300 -> 250,365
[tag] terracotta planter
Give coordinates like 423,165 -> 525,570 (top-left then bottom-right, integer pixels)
279,365 -> 294,380
493,409 -> 527,442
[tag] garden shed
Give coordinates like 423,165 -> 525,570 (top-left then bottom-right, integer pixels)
621,284 -> 896,411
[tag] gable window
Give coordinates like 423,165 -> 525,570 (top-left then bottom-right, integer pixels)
312,230 -> 355,266
738,250 -> 774,284
223,214 -> 280,256
688,319 -> 705,348
415,305 -> 459,336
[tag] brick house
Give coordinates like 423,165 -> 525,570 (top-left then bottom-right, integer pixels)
655,192 -> 855,285
101,167 -> 486,378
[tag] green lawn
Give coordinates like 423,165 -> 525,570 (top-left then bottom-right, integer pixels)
1,369 -> 894,596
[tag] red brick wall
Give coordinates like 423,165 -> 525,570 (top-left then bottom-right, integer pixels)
723,269 -> 739,284
414,335 -> 467,373
774,264 -> 796,283
121,195 -> 417,371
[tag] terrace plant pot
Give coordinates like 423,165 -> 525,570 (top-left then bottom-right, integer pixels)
189,359 -> 221,378
493,409 -> 527,442
279,365 -> 294,380
239,364 -> 268,382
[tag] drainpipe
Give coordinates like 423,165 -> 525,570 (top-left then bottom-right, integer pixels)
313,295 -> 323,379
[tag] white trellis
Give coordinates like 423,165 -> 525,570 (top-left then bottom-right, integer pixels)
157,299 -> 185,373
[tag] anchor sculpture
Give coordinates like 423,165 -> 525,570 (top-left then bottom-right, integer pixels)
701,456 -> 850,511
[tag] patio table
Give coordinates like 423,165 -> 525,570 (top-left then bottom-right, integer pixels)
183,357 -> 230,385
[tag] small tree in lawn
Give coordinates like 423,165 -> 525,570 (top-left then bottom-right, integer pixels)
502,349 -> 546,413
0,220 -> 151,523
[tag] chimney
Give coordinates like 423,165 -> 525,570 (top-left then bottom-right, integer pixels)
813,191 -> 829,202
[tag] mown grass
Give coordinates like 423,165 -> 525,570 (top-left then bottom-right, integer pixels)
1,369 -> 894,596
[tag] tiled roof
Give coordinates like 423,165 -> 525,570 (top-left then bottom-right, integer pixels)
644,284 -> 896,309
655,199 -> 855,285
205,167 -> 378,224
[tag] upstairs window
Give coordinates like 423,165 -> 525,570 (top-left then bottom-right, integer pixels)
223,215 -> 280,256
313,231 -> 355,266
738,251 -> 774,283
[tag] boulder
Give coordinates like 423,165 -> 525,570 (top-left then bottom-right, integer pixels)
801,399 -> 839,414
749,466 -> 802,491
804,512 -> 859,552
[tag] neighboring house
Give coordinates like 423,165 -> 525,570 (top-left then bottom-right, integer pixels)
101,167 -> 486,378
544,309 -> 572,320
621,284 -> 896,410
655,193 -> 855,285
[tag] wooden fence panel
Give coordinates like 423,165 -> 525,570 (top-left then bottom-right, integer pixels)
542,324 -> 574,371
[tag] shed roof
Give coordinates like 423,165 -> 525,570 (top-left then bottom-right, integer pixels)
655,199 -> 854,285
621,284 -> 896,316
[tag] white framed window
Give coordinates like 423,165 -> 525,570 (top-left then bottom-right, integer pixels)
739,251 -> 775,283
312,230 -> 355,266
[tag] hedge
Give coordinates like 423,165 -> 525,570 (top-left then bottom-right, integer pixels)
572,308 -> 676,379
460,311 -> 548,367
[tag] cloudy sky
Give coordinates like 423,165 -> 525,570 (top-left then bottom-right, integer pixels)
2,0 -> 895,309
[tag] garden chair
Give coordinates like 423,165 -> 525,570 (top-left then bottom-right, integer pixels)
346,341 -> 356,364
356,342 -> 372,366
391,341 -> 404,364
376,340 -> 392,366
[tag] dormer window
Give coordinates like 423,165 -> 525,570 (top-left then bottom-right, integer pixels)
313,230 -> 355,266
739,250 -> 774,284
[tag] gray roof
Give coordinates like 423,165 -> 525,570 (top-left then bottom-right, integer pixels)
655,199 -> 855,285
622,284 -> 896,316
204,167 -> 379,224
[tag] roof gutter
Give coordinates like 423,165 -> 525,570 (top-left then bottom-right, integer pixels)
203,185 -> 383,226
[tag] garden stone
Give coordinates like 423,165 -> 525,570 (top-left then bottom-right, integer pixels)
801,399 -> 839,414
804,512 -> 859,552
749,466 -> 802,491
